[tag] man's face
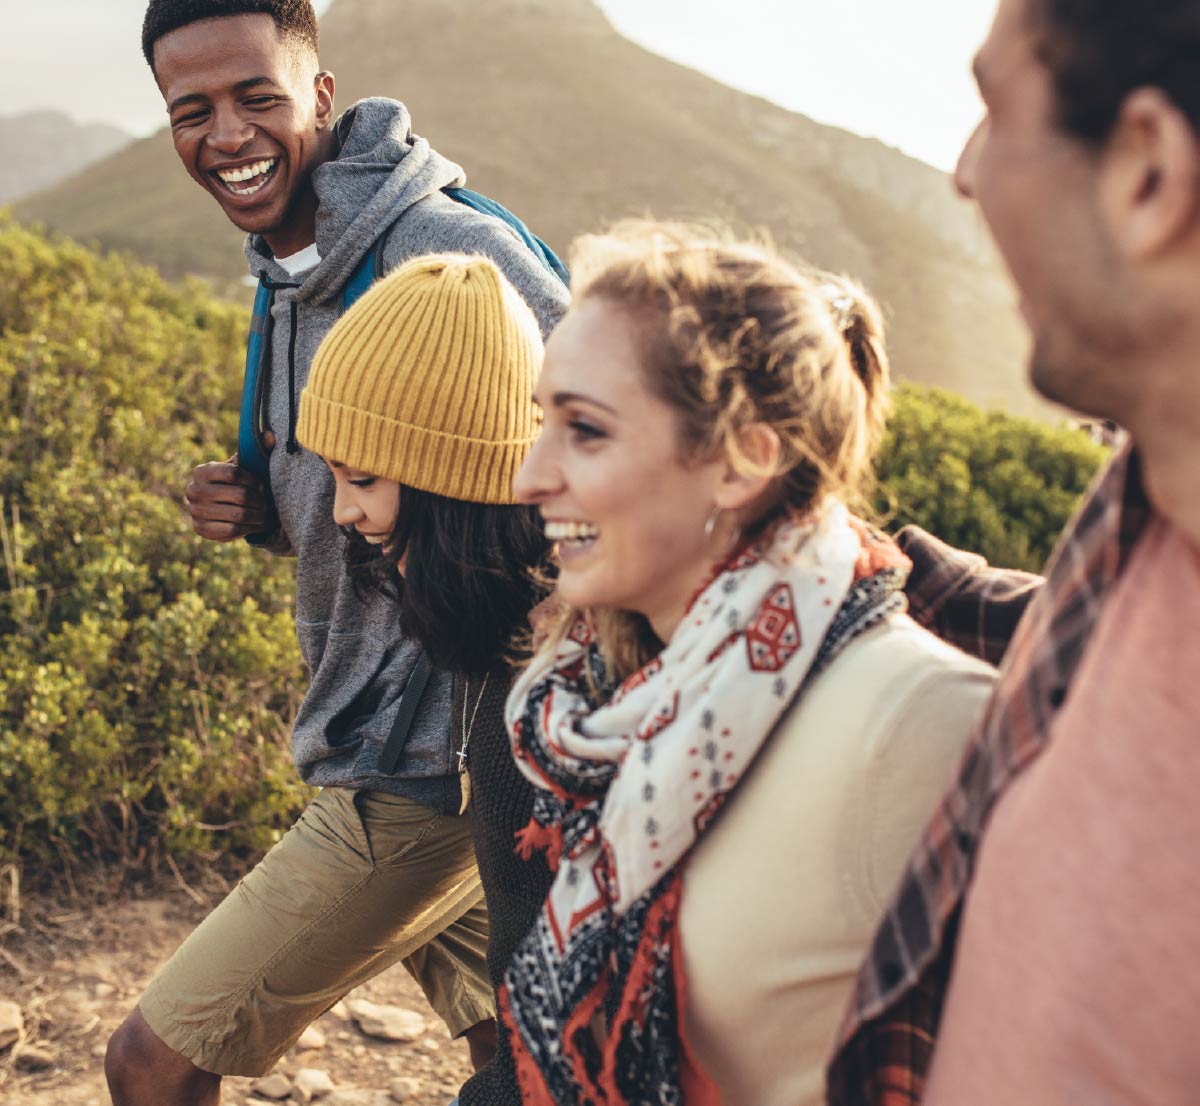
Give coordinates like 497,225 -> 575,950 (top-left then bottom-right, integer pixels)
956,0 -> 1133,415
153,13 -> 335,255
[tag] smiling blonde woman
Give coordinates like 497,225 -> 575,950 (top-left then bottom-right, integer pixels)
499,222 -> 997,1106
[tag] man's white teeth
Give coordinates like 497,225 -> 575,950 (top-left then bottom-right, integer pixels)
545,521 -> 599,542
217,158 -> 275,183
216,159 -> 277,193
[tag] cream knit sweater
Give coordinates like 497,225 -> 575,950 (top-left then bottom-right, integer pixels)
680,612 -> 996,1106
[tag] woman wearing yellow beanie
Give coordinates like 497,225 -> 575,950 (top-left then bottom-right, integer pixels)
296,253 -> 553,1106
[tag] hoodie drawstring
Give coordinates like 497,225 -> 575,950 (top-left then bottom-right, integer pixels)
286,300 -> 300,454
259,276 -> 303,456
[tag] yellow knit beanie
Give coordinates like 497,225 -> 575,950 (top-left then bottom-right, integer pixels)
296,253 -> 543,504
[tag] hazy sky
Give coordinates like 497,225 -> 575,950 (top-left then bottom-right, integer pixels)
0,0 -> 995,171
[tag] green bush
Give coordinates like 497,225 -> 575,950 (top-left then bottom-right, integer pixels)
0,214 -> 309,886
0,218 -> 1108,887
875,384 -> 1108,573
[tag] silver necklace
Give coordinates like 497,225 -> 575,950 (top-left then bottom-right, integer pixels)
456,674 -> 490,815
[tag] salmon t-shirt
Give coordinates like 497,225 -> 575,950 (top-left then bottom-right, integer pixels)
924,517 -> 1200,1104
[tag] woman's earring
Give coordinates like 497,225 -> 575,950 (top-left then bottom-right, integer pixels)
703,506 -> 721,542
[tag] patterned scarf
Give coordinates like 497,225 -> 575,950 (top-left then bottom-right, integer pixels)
500,504 -> 911,1105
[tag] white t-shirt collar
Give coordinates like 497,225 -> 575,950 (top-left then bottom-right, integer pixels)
275,242 -> 322,277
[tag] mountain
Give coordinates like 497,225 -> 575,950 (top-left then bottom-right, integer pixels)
0,110 -> 133,204
16,0 -> 1040,415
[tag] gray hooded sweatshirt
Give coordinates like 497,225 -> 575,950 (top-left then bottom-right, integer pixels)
244,98 -> 568,809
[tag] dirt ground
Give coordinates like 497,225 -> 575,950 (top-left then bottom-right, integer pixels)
0,880 -> 474,1105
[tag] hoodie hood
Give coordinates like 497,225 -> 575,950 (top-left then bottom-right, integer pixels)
245,97 -> 466,305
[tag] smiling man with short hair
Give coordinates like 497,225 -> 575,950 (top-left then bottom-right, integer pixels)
827,1 -> 1200,1102
103,3 -> 568,1105
146,0 -> 332,260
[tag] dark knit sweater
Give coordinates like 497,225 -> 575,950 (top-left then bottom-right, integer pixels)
454,667 -> 553,1106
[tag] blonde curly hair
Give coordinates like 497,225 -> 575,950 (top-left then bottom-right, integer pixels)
540,221 -> 891,681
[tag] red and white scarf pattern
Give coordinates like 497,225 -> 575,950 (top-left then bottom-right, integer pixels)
501,504 -> 910,1105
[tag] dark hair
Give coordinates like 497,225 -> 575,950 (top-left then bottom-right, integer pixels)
1033,0 -> 1200,144
142,0 -> 319,69
345,487 -> 552,678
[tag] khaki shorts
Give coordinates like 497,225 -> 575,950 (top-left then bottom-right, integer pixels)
140,788 -> 492,1077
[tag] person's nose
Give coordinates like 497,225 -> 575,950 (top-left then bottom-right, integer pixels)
514,432 -> 563,506
954,118 -> 983,200
206,103 -> 255,157
331,482 -> 363,528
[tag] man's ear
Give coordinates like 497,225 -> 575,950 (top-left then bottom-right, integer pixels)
1101,87 -> 1200,262
315,70 -> 336,130
713,422 -> 781,512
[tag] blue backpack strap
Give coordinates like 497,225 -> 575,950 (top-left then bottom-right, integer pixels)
237,275 -> 274,483
338,187 -> 567,318
341,248 -> 378,313
445,186 -> 570,287
236,258 -> 372,497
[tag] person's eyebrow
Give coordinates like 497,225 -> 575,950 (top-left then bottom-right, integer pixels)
168,77 -> 278,114
168,91 -> 208,114
544,390 -> 619,416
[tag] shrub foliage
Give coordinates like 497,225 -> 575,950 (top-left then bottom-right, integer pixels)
875,384 -> 1108,574
0,218 -> 1107,885
0,215 -> 309,887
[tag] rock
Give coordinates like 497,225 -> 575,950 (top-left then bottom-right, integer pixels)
0,1001 -> 22,1049
15,1044 -> 55,1070
344,999 -> 425,1043
296,1025 -> 327,1051
325,1090 -> 383,1106
94,982 -> 117,999
92,1044 -> 108,1059
329,1001 -> 350,1020
294,1067 -> 335,1102
389,1077 -> 421,1103
250,1072 -> 293,1100
351,1044 -> 366,1058
419,1036 -> 441,1052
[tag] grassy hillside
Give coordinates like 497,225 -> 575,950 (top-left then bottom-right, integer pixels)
17,0 -> 1040,414
0,110 -> 132,204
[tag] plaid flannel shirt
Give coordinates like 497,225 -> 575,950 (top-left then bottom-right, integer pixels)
896,526 -> 1044,667
828,442 -> 1151,1105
